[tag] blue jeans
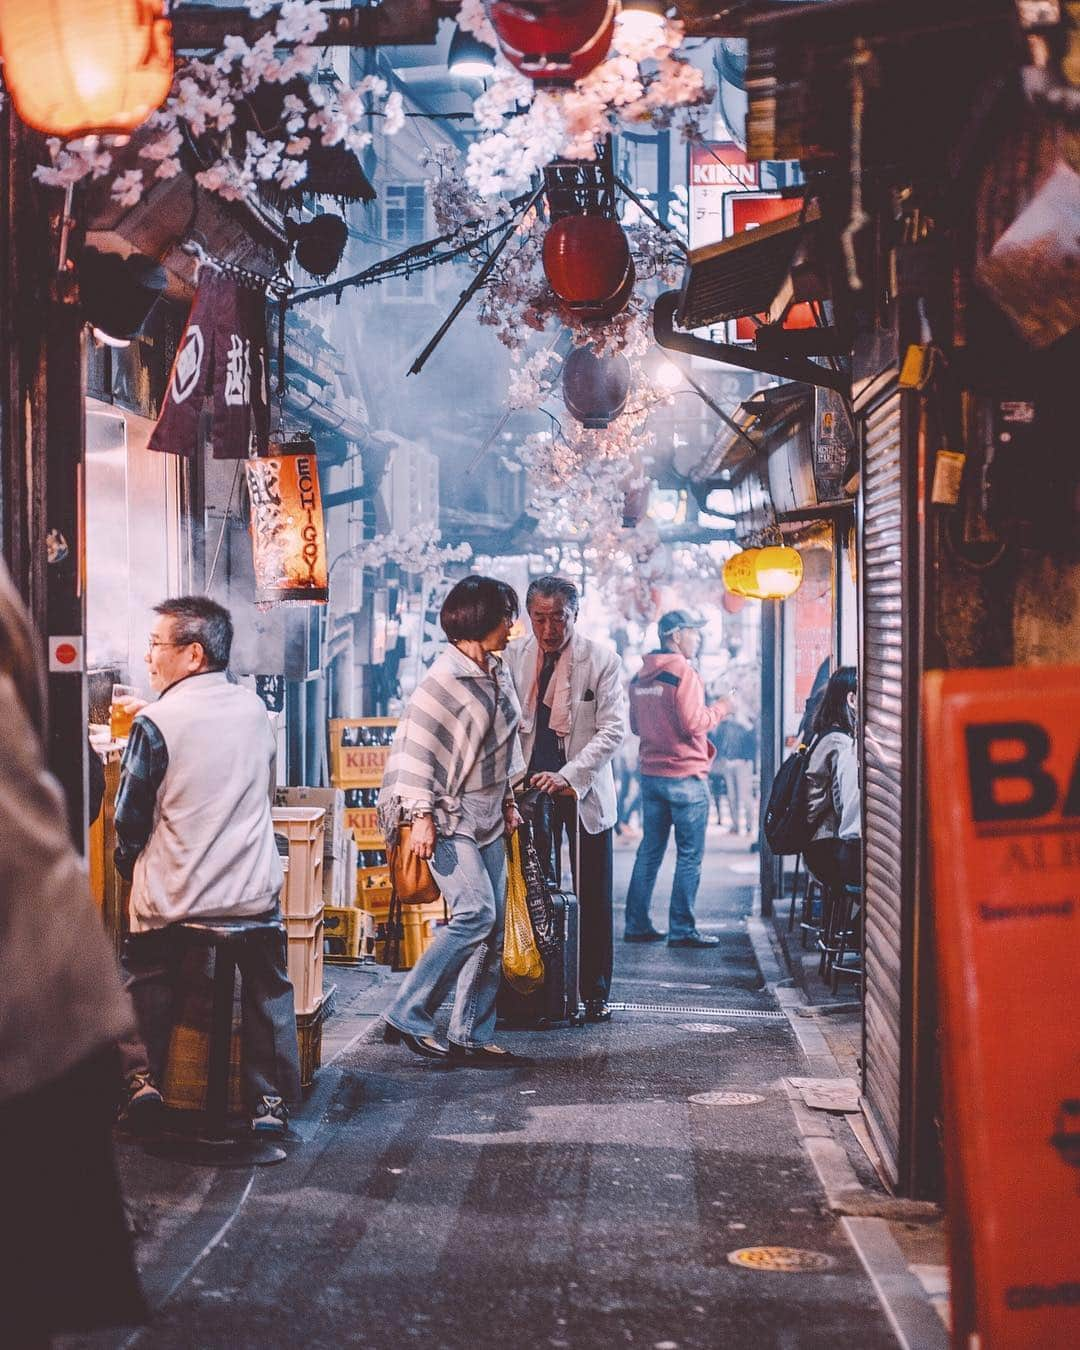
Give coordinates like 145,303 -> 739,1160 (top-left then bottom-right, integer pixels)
624,775 -> 711,939
384,833 -> 507,1047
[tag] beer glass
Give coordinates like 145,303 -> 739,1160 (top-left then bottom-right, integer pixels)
110,684 -> 137,740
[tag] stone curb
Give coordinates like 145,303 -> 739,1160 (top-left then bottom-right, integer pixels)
747,901 -> 948,1350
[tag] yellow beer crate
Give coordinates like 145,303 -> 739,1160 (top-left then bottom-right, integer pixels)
328,718 -> 398,788
343,804 -> 383,848
324,906 -> 376,962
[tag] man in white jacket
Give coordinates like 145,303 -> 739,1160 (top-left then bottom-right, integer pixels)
505,576 -> 627,1021
114,596 -> 299,1134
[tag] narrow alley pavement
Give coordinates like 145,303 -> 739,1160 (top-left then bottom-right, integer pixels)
79,833 -> 896,1350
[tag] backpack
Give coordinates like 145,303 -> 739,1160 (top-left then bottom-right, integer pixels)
762,737 -> 817,855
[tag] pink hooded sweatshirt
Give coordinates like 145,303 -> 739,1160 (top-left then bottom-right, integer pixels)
629,651 -> 729,779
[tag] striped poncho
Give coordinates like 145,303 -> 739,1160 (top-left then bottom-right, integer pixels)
377,643 -> 525,845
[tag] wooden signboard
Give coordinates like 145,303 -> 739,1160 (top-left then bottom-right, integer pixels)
924,665 -> 1080,1350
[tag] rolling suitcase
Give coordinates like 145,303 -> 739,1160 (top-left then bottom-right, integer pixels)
498,793 -> 585,1028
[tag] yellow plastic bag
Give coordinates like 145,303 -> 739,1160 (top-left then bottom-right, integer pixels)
502,832 -> 545,993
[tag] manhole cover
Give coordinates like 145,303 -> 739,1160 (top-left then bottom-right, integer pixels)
679,1023 -> 737,1035
728,1247 -> 836,1273
689,1091 -> 764,1106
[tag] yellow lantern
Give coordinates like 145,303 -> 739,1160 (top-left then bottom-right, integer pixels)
753,546 -> 804,599
722,548 -> 762,599
246,445 -> 329,607
722,545 -> 804,600
0,0 -> 173,138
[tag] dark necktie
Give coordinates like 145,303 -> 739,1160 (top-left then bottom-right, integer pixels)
530,651 -> 565,775
538,651 -> 558,702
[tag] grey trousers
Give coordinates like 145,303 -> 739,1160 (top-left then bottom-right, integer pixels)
119,912 -> 301,1106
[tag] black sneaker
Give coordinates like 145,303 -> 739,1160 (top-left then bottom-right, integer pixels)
623,929 -> 666,943
251,1095 -> 289,1134
118,1071 -> 163,1132
585,999 -> 613,1023
667,933 -> 721,948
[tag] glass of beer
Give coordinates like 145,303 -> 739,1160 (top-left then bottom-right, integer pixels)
110,684 -> 137,740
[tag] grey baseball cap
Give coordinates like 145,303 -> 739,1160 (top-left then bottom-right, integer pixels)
658,609 -> 707,637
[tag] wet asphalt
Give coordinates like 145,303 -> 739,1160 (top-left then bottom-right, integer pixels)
76,830 -> 895,1350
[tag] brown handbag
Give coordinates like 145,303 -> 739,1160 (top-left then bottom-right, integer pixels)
387,823 -> 440,904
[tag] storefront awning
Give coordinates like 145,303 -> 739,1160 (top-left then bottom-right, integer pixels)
678,203 -> 819,332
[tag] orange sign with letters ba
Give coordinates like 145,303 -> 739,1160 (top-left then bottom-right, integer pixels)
924,666 -> 1080,1350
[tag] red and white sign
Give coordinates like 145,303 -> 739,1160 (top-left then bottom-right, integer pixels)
688,142 -> 758,251
48,635 -> 84,673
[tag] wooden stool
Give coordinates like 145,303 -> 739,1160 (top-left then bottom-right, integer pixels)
148,918 -> 288,1168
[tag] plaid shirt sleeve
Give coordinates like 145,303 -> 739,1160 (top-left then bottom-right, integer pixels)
113,717 -> 169,881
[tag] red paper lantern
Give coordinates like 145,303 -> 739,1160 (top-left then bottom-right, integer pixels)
489,0 -> 616,84
543,215 -> 630,305
562,346 -> 631,427
721,589 -> 746,614
558,255 -> 635,324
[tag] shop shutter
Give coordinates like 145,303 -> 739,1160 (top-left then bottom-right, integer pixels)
859,389 -> 908,1185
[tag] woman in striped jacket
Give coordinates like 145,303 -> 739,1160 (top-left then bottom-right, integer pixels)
378,575 -> 528,1066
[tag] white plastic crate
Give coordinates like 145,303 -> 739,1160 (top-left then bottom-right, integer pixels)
272,806 -> 326,919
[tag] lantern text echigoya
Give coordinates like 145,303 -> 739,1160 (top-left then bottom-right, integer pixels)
0,0 -> 173,138
246,446 -> 329,607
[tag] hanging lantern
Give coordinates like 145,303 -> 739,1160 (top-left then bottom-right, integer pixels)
558,256 -> 635,325
0,0 -> 173,138
754,545 -> 804,599
246,442 -> 329,606
563,346 -> 631,427
722,546 -> 804,600
722,548 -> 762,599
543,216 -> 631,306
721,589 -> 746,615
489,0 -> 616,84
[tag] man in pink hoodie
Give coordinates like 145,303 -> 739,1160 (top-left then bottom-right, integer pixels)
624,611 -> 730,947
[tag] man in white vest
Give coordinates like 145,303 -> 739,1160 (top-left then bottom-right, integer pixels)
505,576 -> 627,1022
114,596 -> 299,1135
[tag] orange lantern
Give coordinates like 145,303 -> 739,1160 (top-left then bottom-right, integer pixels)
754,545 -> 803,599
0,0 -> 173,138
722,548 -> 761,599
246,445 -> 329,607
722,545 -> 804,600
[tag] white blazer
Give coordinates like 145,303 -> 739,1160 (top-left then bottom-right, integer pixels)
504,631 -> 627,835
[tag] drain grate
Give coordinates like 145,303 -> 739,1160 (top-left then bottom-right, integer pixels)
728,1247 -> 836,1273
690,1091 -> 765,1106
607,1001 -> 786,1020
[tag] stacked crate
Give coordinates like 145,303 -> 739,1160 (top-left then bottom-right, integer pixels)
270,805 -> 326,1015
274,786 -> 355,911
328,717 -> 442,969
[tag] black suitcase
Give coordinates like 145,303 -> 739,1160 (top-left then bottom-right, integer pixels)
497,794 -> 585,1028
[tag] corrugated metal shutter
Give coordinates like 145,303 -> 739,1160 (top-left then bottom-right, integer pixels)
860,390 -> 907,1185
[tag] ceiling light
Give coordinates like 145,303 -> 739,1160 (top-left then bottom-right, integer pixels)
448,25 -> 496,79
615,0 -> 668,45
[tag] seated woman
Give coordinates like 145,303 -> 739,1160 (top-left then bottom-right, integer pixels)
804,666 -> 861,894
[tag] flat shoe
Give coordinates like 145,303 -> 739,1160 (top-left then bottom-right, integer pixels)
448,1042 -> 534,1067
667,933 -> 720,949
384,1024 -> 449,1059
623,930 -> 666,943
585,1000 -> 613,1023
